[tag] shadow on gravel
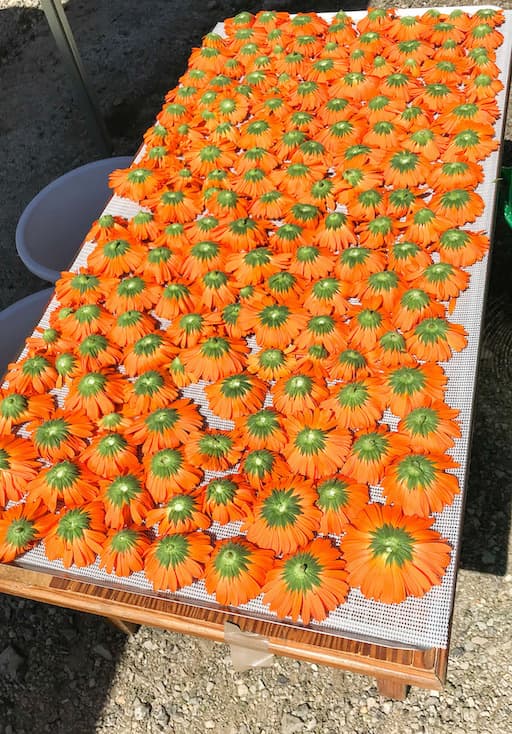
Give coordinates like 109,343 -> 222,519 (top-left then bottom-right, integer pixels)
0,599 -> 128,734
460,142 -> 512,577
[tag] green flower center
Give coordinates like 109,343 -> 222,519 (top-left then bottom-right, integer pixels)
440,190 -> 470,209
201,337 -> 230,359
179,313 -> 204,334
368,271 -> 398,292
70,274 -> 100,292
389,367 -> 425,395
103,239 -> 130,259
35,418 -> 71,449
97,433 -> 127,456
268,272 -> 296,294
55,353 -> 76,375
106,474 -> 142,507
424,263 -> 454,283
338,349 -> 366,369
163,283 -> 190,301
206,479 -> 237,505
0,393 -> 28,419
150,448 -> 183,477
127,168 -> 152,183
22,355 -> 51,377
165,494 -> 196,523
260,305 -> 290,328
397,454 -> 436,491
370,523 -> 414,566
244,449 -> 274,478
155,534 -> 189,568
308,315 -> 335,335
440,230 -> 470,250
414,318 -> 449,343
75,304 -> 100,324
46,461 -> 80,490
352,433 -> 388,462
403,407 -> 440,437
357,309 -> 382,329
284,375 -> 313,398
57,508 -> 90,542
6,518 -> 36,548
401,289 -> 430,311
199,434 -> 233,458
262,488 -> 301,528
214,542 -> 250,579
337,382 -> 369,408
220,374 -> 253,399
77,372 -> 107,397
79,334 -> 108,358
145,408 -> 179,434
340,248 -> 370,267
283,552 -> 322,592
295,428 -> 327,455
110,528 -> 138,553
317,478 -> 350,511
117,277 -> 145,298
133,334 -> 163,356
133,370 -> 164,396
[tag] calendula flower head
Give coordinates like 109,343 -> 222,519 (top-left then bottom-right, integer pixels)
99,526 -> 151,577
144,532 -> 212,592
26,459 -> 98,512
0,435 -> 40,506
0,502 -> 48,562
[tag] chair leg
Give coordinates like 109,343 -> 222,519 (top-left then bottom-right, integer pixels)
107,616 -> 139,636
377,677 -> 409,700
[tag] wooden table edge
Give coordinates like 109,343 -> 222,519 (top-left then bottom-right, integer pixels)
0,562 -> 446,696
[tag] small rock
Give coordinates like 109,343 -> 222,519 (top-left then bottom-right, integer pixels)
204,721 -> 215,729
0,645 -> 24,678
277,674 -> 290,685
237,682 -> 249,697
366,697 -> 378,709
152,704 -> 170,725
133,701 -> 151,721
281,713 -> 304,734
93,644 -> 112,661
293,703 -> 311,719
382,701 -> 393,714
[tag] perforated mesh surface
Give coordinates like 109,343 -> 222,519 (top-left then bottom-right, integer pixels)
11,7 -> 512,650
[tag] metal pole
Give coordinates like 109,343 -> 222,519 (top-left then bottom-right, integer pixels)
40,0 -> 111,155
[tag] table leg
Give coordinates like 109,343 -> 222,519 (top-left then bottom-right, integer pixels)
107,616 -> 139,636
376,678 -> 409,700
40,0 -> 111,155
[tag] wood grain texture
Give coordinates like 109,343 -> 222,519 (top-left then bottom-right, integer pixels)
0,562 -> 447,690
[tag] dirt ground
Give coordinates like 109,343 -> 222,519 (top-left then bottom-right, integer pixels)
0,2 -> 511,733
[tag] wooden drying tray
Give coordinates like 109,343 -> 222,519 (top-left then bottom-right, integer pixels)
0,561 -> 446,699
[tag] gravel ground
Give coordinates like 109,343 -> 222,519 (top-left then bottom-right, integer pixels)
0,1 -> 512,733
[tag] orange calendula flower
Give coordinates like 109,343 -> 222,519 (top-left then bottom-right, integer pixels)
241,448 -> 289,490
41,503 -> 106,568
110,310 -> 158,348
303,277 -> 349,317
383,363 -> 448,417
326,348 -> 370,381
273,369 -> 328,416
28,411 -> 92,461
430,189 -> 484,226
202,476 -> 254,525
343,427 -> 410,485
357,270 -> 402,313
400,206 -> 452,247
413,262 -> 469,303
76,334 -> 122,372
225,248 -> 290,286
387,240 -> 432,279
105,276 -> 160,315
166,311 -> 219,350
405,318 -> 467,362
243,476 -> 320,555
342,503 -> 452,604
234,408 -> 286,452
146,488 -> 210,535
128,209 -> 162,240
282,409 -> 352,480
444,125 -> 498,162
0,391 -> 54,435
0,502 -> 48,562
182,336 -> 248,382
5,354 -> 58,395
205,537 -> 274,607
154,281 -> 197,322
185,430 -> 241,473
99,526 -> 151,576
144,532 -> 212,592
144,447 -> 202,504
369,330 -> 416,369
321,377 -> 384,431
348,307 -> 390,352
238,299 -> 307,349
262,537 -> 349,624
81,432 -> 140,478
65,370 -> 125,421
382,449 -> 460,516
393,288 -> 445,332
86,213 -> 129,245
100,472 -> 153,529
430,160 -> 484,192
398,401 -> 461,454
435,229 -> 489,267
136,245 -> 183,285
205,373 -> 267,420
126,400 -> 202,454
59,304 -> 114,342
123,370 -> 178,416
335,246 -> 386,283
0,435 -> 39,506
87,236 -> 144,278
55,271 -> 116,307
26,459 -> 98,511
122,332 -> 175,377
316,474 -> 369,536
246,345 -> 296,381
109,166 -> 163,200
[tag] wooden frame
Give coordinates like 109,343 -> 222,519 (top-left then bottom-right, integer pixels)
0,562 -> 446,699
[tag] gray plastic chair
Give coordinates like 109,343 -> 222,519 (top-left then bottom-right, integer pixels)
16,156 -> 132,283
0,288 -> 54,377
